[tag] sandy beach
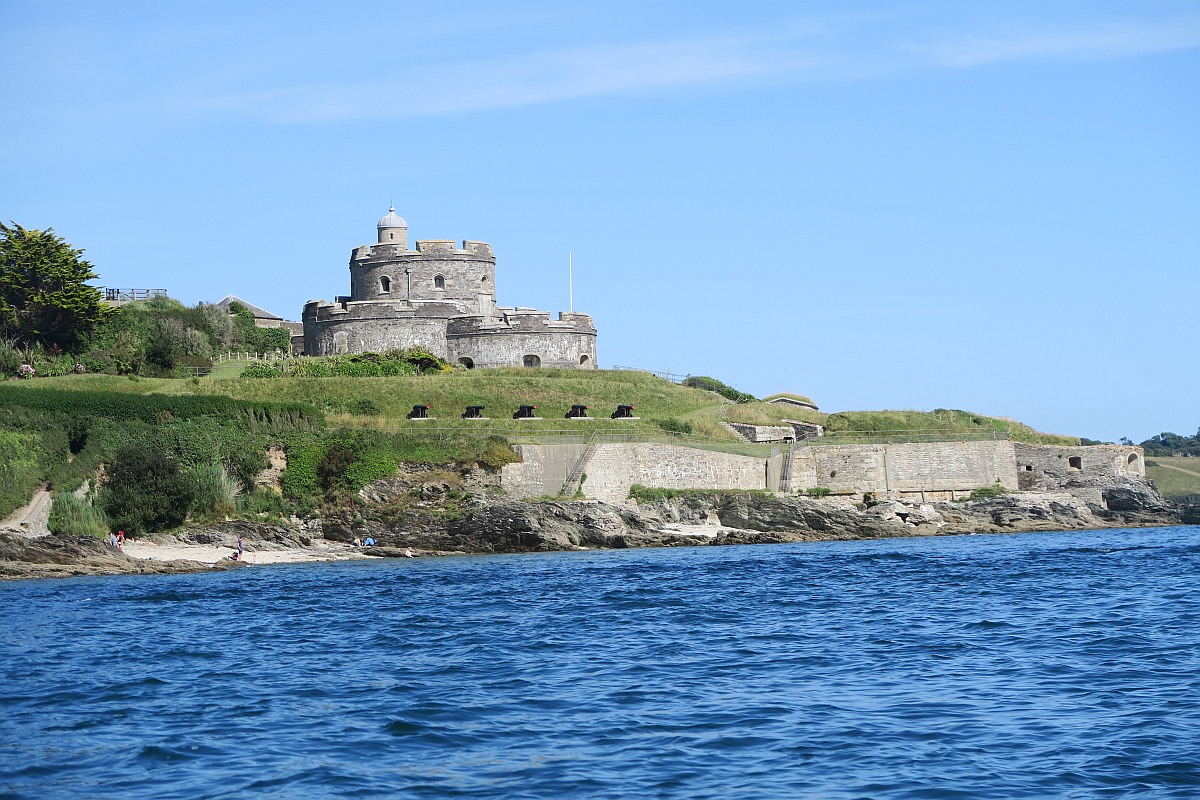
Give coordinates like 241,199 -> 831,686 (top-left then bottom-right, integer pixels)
122,540 -> 369,566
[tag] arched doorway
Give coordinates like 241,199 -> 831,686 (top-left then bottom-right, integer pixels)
523,355 -> 541,368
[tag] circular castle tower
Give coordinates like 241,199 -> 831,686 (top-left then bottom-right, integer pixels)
302,209 -> 597,369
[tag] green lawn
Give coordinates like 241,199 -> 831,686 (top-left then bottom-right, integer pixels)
1145,457 -> 1200,500
16,368 -> 1076,445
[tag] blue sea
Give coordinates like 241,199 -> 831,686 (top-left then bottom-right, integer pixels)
2,526 -> 1199,799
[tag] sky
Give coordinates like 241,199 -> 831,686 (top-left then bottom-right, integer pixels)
3,0 -> 1197,443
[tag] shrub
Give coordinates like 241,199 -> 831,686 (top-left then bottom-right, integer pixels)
682,375 -> 755,404
241,363 -> 283,379
98,445 -> 196,534
657,418 -> 693,435
805,486 -> 832,498
189,463 -> 240,516
969,484 -> 1008,500
48,491 -> 109,538
349,398 -> 381,416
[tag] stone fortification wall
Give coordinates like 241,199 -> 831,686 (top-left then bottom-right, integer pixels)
349,239 -> 496,306
448,311 -> 598,369
501,440 -> 1147,504
725,423 -> 794,443
1013,443 -> 1144,490
302,300 -> 457,357
502,444 -> 592,499
503,443 -> 772,502
790,440 -> 1019,498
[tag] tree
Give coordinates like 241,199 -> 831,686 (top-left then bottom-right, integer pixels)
98,445 -> 195,534
0,222 -> 112,350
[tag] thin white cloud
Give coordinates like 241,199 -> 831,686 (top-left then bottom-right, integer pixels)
169,16 -> 1200,123
907,19 -> 1200,67
175,28 -> 835,122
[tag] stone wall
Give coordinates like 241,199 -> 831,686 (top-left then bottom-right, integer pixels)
725,423 -> 794,443
789,440 -> 1019,498
503,443 -> 591,499
349,240 -> 496,306
1013,443 -> 1145,490
503,443 -> 773,502
448,311 -> 598,369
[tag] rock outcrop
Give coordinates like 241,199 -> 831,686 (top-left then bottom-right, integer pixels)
0,532 -> 239,581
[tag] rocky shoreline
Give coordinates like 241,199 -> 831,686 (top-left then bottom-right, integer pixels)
2,468 -> 1194,581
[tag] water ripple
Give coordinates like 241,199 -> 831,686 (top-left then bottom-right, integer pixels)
2,526 -> 1199,798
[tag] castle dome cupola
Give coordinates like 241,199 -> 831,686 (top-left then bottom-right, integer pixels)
377,207 -> 408,247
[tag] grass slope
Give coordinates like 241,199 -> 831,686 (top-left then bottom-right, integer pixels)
1145,457 -> 1200,500
17,369 -> 1076,445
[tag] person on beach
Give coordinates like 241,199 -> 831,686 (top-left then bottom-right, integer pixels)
108,531 -> 118,549
364,537 -> 375,547
116,530 -> 125,550
237,536 -> 245,558
404,547 -> 415,558
352,536 -> 362,547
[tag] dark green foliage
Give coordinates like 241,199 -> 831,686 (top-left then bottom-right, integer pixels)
657,418 -> 694,435
317,442 -> 357,491
1140,429 -> 1200,457
682,375 -> 756,404
805,486 -> 832,498
283,349 -> 449,378
969,484 -> 1008,500
0,385 -> 322,433
0,222 -> 113,350
240,363 -> 283,378
349,398 -> 381,415
0,430 -> 55,518
98,445 -> 195,534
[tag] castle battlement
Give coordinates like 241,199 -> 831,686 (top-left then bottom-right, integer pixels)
447,311 -> 596,337
304,209 -> 597,369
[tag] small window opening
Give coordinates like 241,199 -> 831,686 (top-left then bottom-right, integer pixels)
1068,456 -> 1082,470
523,355 -> 541,368
380,276 -> 391,293
458,357 -> 474,369
434,274 -> 445,289
1025,465 -> 1033,471
579,355 -> 590,366
389,233 -> 394,240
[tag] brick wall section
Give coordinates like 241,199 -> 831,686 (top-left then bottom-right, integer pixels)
1013,443 -> 1145,490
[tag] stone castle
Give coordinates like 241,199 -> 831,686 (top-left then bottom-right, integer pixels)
302,209 -> 598,369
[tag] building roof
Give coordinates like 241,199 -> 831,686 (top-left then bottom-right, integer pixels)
214,294 -> 283,321
378,207 -> 407,228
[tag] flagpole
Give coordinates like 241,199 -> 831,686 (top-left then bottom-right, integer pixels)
569,251 -> 574,313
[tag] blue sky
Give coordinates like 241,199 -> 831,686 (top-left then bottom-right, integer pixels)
3,0 -> 1197,443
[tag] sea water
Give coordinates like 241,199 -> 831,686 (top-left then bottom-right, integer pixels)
2,526 -> 1199,799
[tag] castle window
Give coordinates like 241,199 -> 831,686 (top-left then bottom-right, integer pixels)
1127,453 -> 1139,470
579,355 -> 590,366
458,357 -> 474,369
380,276 -> 391,293
523,355 -> 541,368
434,274 -> 445,289
1068,456 -> 1082,470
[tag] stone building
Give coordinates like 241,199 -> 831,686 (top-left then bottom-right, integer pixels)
302,209 -> 598,368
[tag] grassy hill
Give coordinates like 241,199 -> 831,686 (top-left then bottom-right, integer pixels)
20,368 -> 1078,445
1145,457 -> 1200,500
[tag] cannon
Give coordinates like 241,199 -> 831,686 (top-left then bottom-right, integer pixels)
513,405 -> 538,420
406,404 -> 431,419
611,404 -> 636,419
462,405 -> 486,419
565,404 -> 589,419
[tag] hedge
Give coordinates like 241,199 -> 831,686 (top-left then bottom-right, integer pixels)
0,385 -> 322,433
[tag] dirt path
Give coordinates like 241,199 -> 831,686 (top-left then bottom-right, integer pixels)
1153,462 -> 1200,477
0,486 -> 53,538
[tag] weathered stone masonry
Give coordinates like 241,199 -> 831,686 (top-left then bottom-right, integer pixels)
303,209 -> 598,368
502,440 -> 1146,504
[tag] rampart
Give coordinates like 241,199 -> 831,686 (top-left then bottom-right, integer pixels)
501,440 -> 1140,503
1013,442 -> 1144,490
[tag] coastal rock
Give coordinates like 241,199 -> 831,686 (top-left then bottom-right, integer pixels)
0,532 -> 232,581
1101,485 -> 1171,514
